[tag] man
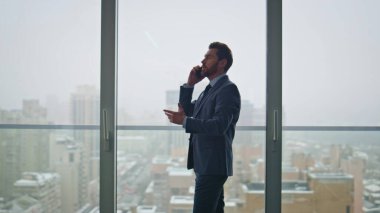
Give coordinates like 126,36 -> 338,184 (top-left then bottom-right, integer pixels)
164,42 -> 241,213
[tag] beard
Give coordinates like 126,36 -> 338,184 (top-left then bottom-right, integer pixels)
202,62 -> 218,77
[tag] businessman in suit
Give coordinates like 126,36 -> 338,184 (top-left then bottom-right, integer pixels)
164,42 -> 241,213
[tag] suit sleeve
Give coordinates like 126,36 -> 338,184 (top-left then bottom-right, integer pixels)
179,85 -> 196,116
185,84 -> 241,135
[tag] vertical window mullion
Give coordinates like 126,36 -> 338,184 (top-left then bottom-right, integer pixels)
100,0 -> 117,212
265,0 -> 282,212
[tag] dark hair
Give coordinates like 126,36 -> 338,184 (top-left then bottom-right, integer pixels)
209,42 -> 233,72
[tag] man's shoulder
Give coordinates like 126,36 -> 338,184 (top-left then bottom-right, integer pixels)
221,76 -> 238,89
216,75 -> 234,86
215,79 -> 239,96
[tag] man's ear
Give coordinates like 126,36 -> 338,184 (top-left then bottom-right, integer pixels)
218,59 -> 227,70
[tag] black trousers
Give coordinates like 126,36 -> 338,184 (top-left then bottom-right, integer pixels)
193,174 -> 228,213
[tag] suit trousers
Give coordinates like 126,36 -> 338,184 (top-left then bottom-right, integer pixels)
193,173 -> 228,213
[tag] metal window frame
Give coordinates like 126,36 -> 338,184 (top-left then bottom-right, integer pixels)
266,0 -> 282,212
100,0 -> 118,212
2,125 -> 378,132
98,0 -> 283,212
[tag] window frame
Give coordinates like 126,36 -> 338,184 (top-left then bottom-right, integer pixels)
99,0 -> 283,212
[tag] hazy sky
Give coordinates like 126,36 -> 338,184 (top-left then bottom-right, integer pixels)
1,0 -> 379,125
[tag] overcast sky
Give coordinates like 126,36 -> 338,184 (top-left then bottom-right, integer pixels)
0,0 -> 379,125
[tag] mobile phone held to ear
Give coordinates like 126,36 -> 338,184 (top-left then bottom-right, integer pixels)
195,67 -> 203,79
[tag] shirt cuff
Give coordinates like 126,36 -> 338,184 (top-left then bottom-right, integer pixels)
182,116 -> 188,128
182,83 -> 194,88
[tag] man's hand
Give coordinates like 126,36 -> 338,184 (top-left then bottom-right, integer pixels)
187,65 -> 205,86
163,104 -> 185,125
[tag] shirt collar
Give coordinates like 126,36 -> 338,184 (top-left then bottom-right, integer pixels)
209,73 -> 226,87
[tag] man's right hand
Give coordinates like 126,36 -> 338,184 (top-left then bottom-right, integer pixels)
187,65 -> 205,86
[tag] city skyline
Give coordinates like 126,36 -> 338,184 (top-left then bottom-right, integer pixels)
1,103 -> 379,212
0,88 -> 379,212
0,86 -> 264,126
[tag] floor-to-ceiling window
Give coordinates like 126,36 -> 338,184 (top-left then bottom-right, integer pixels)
283,1 -> 380,212
2,0 -> 379,212
116,0 -> 267,212
0,1 -> 101,212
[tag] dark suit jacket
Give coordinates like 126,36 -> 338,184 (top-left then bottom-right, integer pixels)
180,75 -> 241,176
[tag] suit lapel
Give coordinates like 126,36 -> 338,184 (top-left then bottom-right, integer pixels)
194,75 -> 229,117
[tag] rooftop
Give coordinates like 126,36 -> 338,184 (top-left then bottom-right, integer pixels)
167,167 -> 193,176
14,172 -> 60,187
170,196 -> 193,205
282,166 -> 299,173
152,155 -> 171,164
363,200 -> 380,212
308,173 -> 353,180
366,184 -> 380,193
243,181 -> 312,194
136,205 -> 157,213
10,195 -> 41,211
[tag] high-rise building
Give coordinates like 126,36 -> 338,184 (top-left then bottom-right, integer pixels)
241,173 -> 354,213
71,85 -> 100,125
167,167 -> 194,196
235,143 -> 264,182
0,100 -> 49,200
146,155 -> 172,211
0,127 -> 21,200
13,172 -> 62,213
330,144 -> 342,171
22,100 -> 47,124
363,180 -> 380,212
291,152 -> 315,180
49,135 -> 83,213
20,100 -> 50,174
70,85 -> 100,208
0,195 -> 43,213
341,152 -> 367,213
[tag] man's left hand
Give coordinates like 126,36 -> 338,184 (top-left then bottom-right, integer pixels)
163,104 -> 185,125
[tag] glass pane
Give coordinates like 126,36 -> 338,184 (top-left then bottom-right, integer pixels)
283,1 -> 380,212
0,1 -> 101,212
117,0 -> 266,212
283,1 -> 380,126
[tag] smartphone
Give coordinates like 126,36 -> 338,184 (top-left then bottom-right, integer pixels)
195,67 -> 203,79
